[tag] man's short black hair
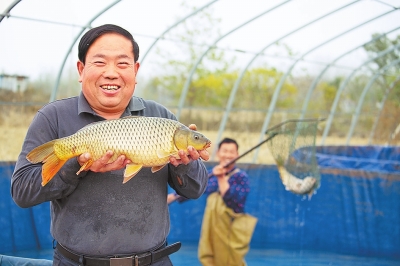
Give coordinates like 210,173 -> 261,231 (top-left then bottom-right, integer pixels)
218,137 -> 239,150
78,24 -> 139,64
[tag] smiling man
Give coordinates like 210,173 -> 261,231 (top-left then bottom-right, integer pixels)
12,24 -> 209,266
77,32 -> 140,120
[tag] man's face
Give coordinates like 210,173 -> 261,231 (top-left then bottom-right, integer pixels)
216,143 -> 239,166
77,33 -> 140,118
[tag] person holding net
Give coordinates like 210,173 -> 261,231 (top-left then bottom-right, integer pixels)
168,137 -> 257,266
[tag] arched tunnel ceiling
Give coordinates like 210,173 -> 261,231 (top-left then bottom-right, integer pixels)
1,0 -> 399,156
1,0 -> 398,80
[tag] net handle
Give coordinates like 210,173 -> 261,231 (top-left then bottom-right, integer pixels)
223,118 -> 326,168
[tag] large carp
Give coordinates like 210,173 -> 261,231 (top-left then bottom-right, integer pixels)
26,116 -> 211,186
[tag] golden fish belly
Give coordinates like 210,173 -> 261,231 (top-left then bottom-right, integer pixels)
54,117 -> 179,166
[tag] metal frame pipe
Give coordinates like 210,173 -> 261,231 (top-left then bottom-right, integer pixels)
345,59 -> 400,145
213,1 -> 360,160
0,0 -> 21,23
50,0 -> 122,102
300,27 -> 400,122
293,28 -> 400,147
321,42 -> 400,144
255,1 -> 390,161
140,0 -> 218,66
0,13 -> 88,28
261,9 -> 397,153
368,76 -> 400,144
177,0 -> 292,121
387,116 -> 400,144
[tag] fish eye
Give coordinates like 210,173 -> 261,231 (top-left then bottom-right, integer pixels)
194,135 -> 199,140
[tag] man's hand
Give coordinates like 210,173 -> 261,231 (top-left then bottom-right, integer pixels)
212,164 -> 228,178
169,124 -> 210,167
77,151 -> 131,173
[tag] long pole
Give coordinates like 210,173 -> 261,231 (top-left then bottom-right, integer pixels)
169,118 -> 325,203
223,118 -> 325,168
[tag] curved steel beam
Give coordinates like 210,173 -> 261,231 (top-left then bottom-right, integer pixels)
321,42 -> 400,144
346,58 -> 400,145
300,26 -> 400,121
387,111 -> 400,144
0,13 -> 88,28
260,9 -> 397,152
293,28 -> 400,147
245,1 -> 367,161
176,0 -> 292,120
368,75 -> 400,144
210,1 -> 360,159
50,0 -> 122,102
140,0 -> 218,66
0,0 -> 21,23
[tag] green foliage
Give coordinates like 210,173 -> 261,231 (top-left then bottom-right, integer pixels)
363,33 -> 400,106
364,33 -> 400,69
143,2 -> 233,108
133,6 -> 400,141
143,3 -> 297,110
363,33 -> 400,103
315,81 -> 338,111
236,67 -> 297,110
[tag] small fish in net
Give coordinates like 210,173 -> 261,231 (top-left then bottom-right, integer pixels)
265,119 -> 324,200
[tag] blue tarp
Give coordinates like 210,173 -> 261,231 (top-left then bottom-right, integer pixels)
0,162 -> 53,254
0,255 -> 52,266
168,146 -> 400,259
1,145 -> 399,260
314,146 -> 400,173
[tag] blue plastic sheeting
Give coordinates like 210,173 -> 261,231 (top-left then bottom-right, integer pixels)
0,162 -> 52,254
1,146 -> 399,261
169,146 -> 400,260
292,145 -> 400,174
0,255 -> 52,265
168,163 -> 400,260
315,146 -> 400,173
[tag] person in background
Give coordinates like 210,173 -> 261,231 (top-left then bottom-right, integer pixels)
11,24 -> 209,266
168,137 -> 257,266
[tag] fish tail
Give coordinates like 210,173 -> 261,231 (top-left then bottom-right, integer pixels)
26,140 -> 66,186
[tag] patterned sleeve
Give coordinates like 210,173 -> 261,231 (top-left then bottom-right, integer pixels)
205,174 -> 219,195
222,170 -> 250,213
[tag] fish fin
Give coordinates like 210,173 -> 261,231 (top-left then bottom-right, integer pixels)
151,164 -> 167,173
76,159 -> 94,175
41,155 -> 66,186
156,149 -> 177,158
25,140 -> 63,186
26,140 -> 57,163
123,164 -> 143,183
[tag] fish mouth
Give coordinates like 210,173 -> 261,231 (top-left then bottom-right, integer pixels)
100,85 -> 120,91
204,141 -> 211,149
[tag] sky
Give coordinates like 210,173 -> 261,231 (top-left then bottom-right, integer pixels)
0,0 -> 399,83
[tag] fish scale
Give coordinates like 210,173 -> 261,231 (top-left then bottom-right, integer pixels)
27,116 -> 211,186
80,117 -> 174,164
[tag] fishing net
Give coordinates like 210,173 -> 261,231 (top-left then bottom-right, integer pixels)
265,118 -> 324,198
